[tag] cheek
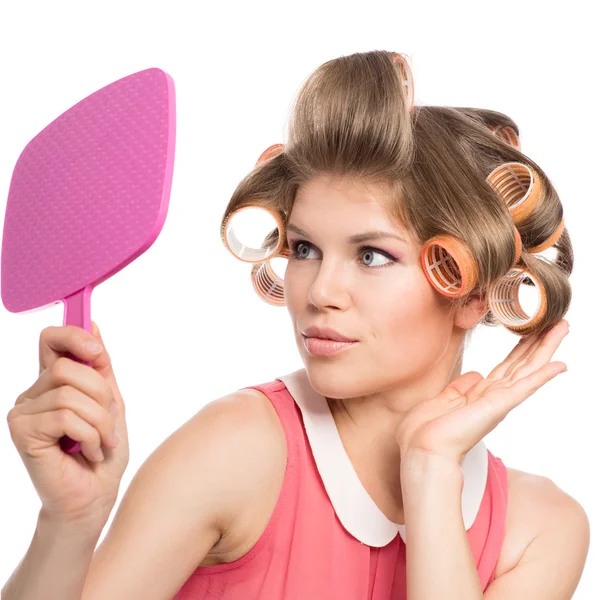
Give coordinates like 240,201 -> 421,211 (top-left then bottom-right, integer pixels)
368,270 -> 451,353
283,266 -> 311,317
369,266 -> 438,323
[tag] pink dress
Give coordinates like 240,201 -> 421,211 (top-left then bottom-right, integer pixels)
174,369 -> 509,599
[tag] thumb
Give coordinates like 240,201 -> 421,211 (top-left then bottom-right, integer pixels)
439,371 -> 483,404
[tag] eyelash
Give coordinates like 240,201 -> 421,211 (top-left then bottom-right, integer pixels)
287,239 -> 398,269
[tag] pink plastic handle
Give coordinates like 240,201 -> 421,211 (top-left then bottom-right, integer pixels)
58,285 -> 93,455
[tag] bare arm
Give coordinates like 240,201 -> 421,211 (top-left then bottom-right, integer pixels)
402,451 -> 484,600
2,511 -> 106,600
2,389 -> 283,600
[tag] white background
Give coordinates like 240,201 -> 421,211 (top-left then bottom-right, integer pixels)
1,0 -> 597,596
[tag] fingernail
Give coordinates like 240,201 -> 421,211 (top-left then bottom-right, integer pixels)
84,341 -> 103,354
109,402 -> 118,417
94,448 -> 105,462
111,430 -> 121,446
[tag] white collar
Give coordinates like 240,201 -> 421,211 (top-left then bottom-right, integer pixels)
276,368 -> 489,547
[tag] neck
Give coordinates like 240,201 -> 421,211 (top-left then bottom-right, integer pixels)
325,328 -> 466,520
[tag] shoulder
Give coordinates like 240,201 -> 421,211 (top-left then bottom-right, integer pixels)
189,387 -> 289,565
190,386 -> 285,439
189,387 -> 288,529
494,466 -> 590,581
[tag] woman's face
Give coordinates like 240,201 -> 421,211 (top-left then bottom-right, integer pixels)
284,174 -> 461,400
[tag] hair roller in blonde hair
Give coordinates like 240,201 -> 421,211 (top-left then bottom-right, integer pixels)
390,53 -> 415,112
250,247 -> 289,306
487,268 -> 548,333
221,144 -> 285,263
488,125 -> 521,150
420,235 -> 478,298
220,204 -> 285,263
256,143 -> 285,165
486,162 -> 565,255
486,162 -> 542,225
220,144 -> 288,305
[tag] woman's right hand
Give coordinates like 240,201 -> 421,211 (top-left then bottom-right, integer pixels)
6,322 -> 130,527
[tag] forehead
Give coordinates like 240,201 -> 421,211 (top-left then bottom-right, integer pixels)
292,175 -> 396,225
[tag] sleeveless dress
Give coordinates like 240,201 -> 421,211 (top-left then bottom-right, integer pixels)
173,368 -> 509,599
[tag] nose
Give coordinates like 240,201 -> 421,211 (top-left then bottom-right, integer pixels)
307,258 -> 352,310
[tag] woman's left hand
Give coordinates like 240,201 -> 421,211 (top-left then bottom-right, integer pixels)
395,319 -> 570,468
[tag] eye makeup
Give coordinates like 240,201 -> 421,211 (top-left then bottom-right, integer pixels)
287,238 -> 402,269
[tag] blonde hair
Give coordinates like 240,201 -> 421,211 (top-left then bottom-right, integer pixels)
221,50 -> 572,337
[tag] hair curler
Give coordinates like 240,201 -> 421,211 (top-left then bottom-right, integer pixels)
487,268 -> 548,333
486,162 -> 565,254
488,125 -> 521,150
390,53 -> 415,111
221,144 -> 287,305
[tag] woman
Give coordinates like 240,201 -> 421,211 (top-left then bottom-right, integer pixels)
2,50 -> 589,599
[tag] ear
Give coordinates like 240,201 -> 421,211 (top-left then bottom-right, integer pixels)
453,293 -> 489,330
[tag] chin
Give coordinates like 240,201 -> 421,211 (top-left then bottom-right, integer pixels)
302,356 -> 376,400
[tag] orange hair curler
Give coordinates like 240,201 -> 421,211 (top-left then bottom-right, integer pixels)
250,248 -> 289,306
486,162 -> 542,225
220,143 -> 286,263
488,125 -> 521,150
256,143 -> 285,165
220,144 -> 287,305
420,235 -> 478,298
220,204 -> 285,264
487,268 -> 548,333
390,53 -> 415,112
486,162 -> 565,254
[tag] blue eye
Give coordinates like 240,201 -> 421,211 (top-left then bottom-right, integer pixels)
288,240 -> 397,269
292,241 -> 313,259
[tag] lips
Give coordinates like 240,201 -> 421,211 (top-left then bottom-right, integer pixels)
303,336 -> 357,357
301,325 -> 357,342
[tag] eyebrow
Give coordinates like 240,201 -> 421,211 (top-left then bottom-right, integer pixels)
286,223 -> 408,245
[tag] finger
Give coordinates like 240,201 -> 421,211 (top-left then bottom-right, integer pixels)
39,326 -> 103,372
440,359 -> 567,451
17,356 -> 115,414
487,331 -> 544,381
510,320 -> 569,380
34,408 -> 106,463
16,386 -> 119,450
467,353 -> 540,404
507,361 -> 568,408
468,325 -> 563,401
